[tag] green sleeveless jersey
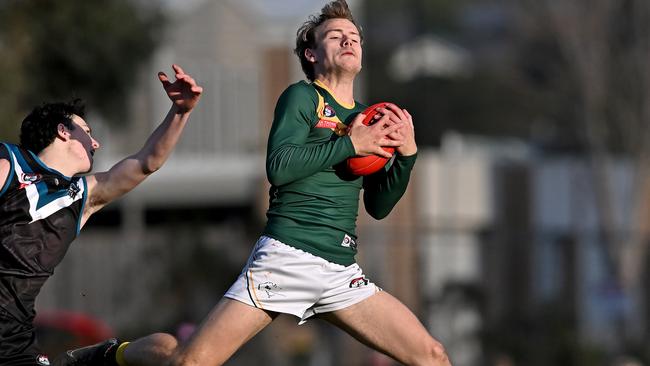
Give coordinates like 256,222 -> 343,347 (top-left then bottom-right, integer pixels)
263,80 -> 417,266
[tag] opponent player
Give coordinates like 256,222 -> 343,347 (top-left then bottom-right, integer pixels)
70,1 -> 452,365
0,64 -> 202,366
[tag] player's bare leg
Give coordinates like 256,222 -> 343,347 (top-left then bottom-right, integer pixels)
121,333 -> 178,365
165,298 -> 277,366
320,291 -> 451,366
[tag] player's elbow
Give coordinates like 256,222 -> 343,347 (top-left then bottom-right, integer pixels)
146,333 -> 178,359
363,197 -> 394,220
367,206 -> 392,220
142,165 -> 160,175
266,150 -> 300,186
141,156 -> 162,175
370,211 -> 390,220
267,172 -> 283,187
266,163 -> 292,186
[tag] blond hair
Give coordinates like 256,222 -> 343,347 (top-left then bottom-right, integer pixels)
294,0 -> 363,81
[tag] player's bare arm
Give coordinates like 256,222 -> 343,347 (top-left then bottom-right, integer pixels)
0,158 -> 9,189
81,64 -> 202,226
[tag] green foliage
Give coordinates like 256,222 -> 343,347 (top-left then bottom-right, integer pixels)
0,0 -> 164,142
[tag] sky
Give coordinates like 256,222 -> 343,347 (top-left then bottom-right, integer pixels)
159,0 -> 325,20
236,0 -> 325,19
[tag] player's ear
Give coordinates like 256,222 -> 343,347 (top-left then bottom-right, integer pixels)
304,49 -> 317,63
56,123 -> 70,141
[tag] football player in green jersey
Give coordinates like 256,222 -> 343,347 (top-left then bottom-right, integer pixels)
78,1 -> 451,366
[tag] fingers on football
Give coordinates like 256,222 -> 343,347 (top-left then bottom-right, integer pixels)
384,104 -> 407,121
387,130 -> 405,142
403,109 -> 414,127
380,135 -> 403,146
381,122 -> 403,136
374,145 -> 395,158
377,107 -> 401,125
372,112 -> 390,127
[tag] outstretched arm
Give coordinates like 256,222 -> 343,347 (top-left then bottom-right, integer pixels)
0,159 -> 9,193
81,64 -> 203,227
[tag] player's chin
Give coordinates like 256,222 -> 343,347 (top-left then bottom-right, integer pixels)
81,161 -> 93,174
338,58 -> 361,69
340,64 -> 362,76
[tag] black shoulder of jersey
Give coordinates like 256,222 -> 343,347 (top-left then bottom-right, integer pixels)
0,142 -> 12,159
0,142 -> 15,197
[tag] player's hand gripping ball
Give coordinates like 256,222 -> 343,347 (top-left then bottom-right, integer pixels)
346,102 -> 397,176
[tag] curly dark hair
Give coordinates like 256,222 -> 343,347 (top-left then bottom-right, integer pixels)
19,99 -> 86,154
294,0 -> 363,82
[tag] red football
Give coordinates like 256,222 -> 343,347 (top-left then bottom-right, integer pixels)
346,102 -> 397,176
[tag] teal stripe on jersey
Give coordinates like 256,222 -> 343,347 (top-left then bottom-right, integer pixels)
7,144 -> 71,209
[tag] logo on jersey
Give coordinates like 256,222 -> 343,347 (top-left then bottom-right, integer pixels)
10,151 -> 84,223
340,234 -> 357,250
349,277 -> 369,288
19,172 -> 42,189
315,99 -> 348,136
323,104 -> 336,118
36,354 -> 51,365
315,119 -> 339,129
67,181 -> 80,199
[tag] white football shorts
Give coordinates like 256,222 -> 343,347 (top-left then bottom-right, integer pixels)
225,235 -> 380,323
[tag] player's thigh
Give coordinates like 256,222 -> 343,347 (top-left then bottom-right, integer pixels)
320,291 -> 449,366
171,298 -> 277,366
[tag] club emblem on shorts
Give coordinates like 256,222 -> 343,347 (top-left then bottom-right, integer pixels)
340,234 -> 357,250
349,277 -> 369,288
258,281 -> 283,298
36,354 -> 51,365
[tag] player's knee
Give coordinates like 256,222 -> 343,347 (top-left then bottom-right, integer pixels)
425,339 -> 450,366
167,356 -> 224,366
166,351 -> 225,366
407,338 -> 450,366
146,332 -> 178,358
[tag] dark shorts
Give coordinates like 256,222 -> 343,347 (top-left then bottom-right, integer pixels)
0,308 -> 50,366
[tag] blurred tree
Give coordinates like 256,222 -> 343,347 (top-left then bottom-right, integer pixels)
0,0 -> 164,142
512,0 -> 650,346
363,0 -> 650,363
363,0 -> 552,147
